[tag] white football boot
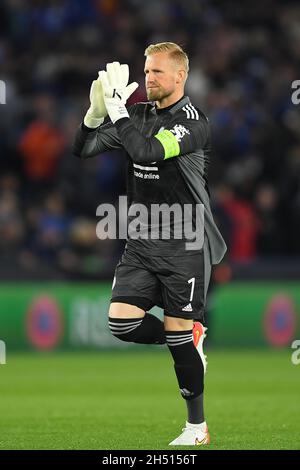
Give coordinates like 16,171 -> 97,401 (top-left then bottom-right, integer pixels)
169,421 -> 210,446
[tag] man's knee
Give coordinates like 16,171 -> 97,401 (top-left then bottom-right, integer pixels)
164,315 -> 193,332
108,302 -> 145,342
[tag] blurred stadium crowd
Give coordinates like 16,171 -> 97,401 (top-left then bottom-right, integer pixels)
0,0 -> 300,279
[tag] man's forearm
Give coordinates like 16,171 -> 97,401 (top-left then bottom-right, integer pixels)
73,124 -> 102,159
73,121 -> 121,159
115,118 -> 164,163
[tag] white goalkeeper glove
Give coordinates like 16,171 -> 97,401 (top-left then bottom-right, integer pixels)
99,62 -> 139,124
84,75 -> 107,128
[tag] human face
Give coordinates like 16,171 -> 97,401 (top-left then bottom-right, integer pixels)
144,52 -> 185,107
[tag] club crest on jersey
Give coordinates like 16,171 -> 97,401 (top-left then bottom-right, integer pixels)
170,124 -> 190,142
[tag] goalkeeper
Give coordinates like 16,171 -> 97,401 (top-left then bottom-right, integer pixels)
73,42 -> 226,446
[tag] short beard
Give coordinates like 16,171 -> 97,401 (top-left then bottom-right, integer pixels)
147,87 -> 171,102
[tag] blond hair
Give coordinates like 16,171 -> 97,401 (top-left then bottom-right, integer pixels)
144,42 -> 189,74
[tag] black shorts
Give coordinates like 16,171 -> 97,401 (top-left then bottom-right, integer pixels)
111,238 -> 212,320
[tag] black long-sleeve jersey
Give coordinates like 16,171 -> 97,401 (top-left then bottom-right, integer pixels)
73,95 -> 227,263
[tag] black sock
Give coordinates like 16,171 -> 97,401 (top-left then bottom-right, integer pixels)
109,313 -> 165,344
166,329 -> 204,424
186,393 -> 204,424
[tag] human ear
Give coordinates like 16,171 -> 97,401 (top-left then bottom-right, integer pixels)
176,69 -> 186,84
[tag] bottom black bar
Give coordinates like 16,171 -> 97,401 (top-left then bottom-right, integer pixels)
0,450 -> 298,466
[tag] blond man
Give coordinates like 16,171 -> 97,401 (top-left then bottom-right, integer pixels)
74,42 -> 226,446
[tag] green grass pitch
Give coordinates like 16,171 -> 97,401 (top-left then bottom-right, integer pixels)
0,348 -> 299,450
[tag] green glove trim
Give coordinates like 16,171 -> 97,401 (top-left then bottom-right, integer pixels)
154,130 -> 180,159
